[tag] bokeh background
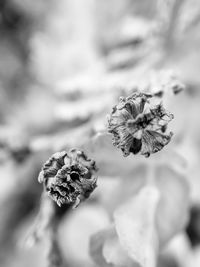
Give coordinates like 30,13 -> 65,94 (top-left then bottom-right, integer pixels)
1,0 -> 200,267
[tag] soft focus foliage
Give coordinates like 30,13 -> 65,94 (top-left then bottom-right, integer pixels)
0,1 -> 200,267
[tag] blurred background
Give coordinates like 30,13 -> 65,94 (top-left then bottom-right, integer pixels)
1,0 -> 200,267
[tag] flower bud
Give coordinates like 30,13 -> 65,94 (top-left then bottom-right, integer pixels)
38,149 -> 98,208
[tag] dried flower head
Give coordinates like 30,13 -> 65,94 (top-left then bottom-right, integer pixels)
108,93 -> 174,157
38,149 -> 98,208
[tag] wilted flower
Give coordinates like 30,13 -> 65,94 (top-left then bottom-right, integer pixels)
108,93 -> 174,157
38,149 -> 98,208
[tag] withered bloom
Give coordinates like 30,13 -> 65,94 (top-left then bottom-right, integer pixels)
38,149 -> 98,208
108,93 -> 174,157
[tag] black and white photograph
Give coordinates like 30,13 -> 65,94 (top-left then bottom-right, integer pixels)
0,1 -> 200,267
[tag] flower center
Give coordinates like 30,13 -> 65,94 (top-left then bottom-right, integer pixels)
70,171 -> 80,181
